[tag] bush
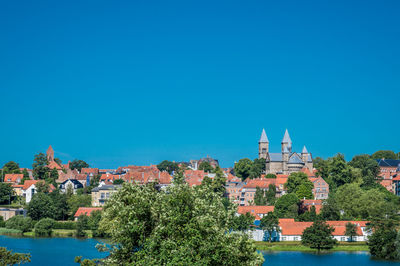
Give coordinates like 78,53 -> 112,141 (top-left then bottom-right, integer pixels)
0,216 -> 5,227
53,221 -> 77,230
34,218 -> 55,237
76,215 -> 89,237
5,216 -> 32,233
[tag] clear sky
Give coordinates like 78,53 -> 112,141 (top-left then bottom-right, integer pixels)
1,0 -> 399,169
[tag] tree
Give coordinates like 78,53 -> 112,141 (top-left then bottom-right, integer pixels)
28,193 -> 55,220
76,215 -> 89,237
274,193 -> 299,218
320,195 -> 340,221
254,187 -> 266,206
345,222 -> 357,242
210,166 -> 226,195
296,184 -> 313,200
97,183 -> 264,265
234,158 -> 253,181
349,155 -> 380,189
249,158 -> 266,179
113,179 -> 124,185
67,194 -> 92,219
2,161 -> 21,175
232,212 -> 255,231
284,172 -> 313,196
5,215 -> 33,232
198,161 -> 213,172
301,220 -> 337,251
21,169 -> 30,184
36,181 -> 50,193
368,219 -> 400,260
0,183 -> 13,205
0,216 -> 5,227
265,184 -> 276,205
69,160 -> 89,172
260,212 -> 280,242
157,160 -> 179,175
35,218 -> 55,236
371,150 -> 398,160
313,157 -> 330,180
0,247 -> 31,265
298,206 -> 318,222
48,168 -> 59,184
32,153 -> 49,179
49,191 -> 68,220
88,210 -> 104,237
265,173 -> 277,179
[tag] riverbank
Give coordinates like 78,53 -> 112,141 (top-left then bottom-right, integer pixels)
0,227 -> 94,238
255,241 -> 369,252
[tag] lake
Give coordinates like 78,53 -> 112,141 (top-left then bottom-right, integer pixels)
1,235 -> 399,265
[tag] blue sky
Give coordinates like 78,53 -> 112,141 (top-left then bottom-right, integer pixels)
0,0 -> 399,168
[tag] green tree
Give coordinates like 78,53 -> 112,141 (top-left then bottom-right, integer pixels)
32,153 -> 49,180
368,219 -> 400,260
88,210 -> 104,237
67,194 -> 92,219
0,183 -> 13,205
21,168 -> 30,184
254,187 -> 266,205
371,150 -> 398,160
0,216 -> 5,227
113,179 -> 124,185
49,191 -> 69,220
2,161 -> 21,174
265,173 -> 277,179
249,158 -> 266,179
301,220 -> 337,251
36,181 -> 50,193
298,206 -> 318,222
157,160 -> 179,175
48,168 -> 59,184
210,166 -> 226,195
345,222 -> 357,242
0,247 -> 31,265
234,158 -> 253,181
69,160 -> 89,172
265,184 -> 276,205
274,193 -> 299,218
285,172 -> 313,195
260,212 -> 280,242
28,193 -> 55,220
349,155 -> 380,189
198,161 -> 213,172
313,157 -> 330,180
34,218 -> 55,237
296,183 -> 313,200
5,215 -> 33,232
320,195 -> 341,221
76,215 -> 89,237
97,183 -> 264,265
232,212 -> 255,231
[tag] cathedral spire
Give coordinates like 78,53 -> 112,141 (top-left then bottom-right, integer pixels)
259,129 -> 269,143
302,145 -> 308,154
282,129 -> 292,144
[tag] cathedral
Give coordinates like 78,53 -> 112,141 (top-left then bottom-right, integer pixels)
258,129 -> 313,175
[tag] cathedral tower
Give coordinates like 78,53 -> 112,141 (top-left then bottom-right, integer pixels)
258,129 -> 269,159
281,129 -> 292,153
47,145 -> 54,162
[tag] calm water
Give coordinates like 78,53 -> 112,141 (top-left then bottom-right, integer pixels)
1,235 -> 399,265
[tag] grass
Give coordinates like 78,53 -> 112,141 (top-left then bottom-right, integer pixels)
0,227 -> 23,235
255,241 -> 369,252
22,229 -> 93,238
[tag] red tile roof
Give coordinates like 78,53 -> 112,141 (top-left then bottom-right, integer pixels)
237,206 -> 275,220
74,207 -> 102,217
243,178 -> 276,188
22,180 -> 39,190
81,168 -> 99,175
4,174 -> 23,184
48,161 -> 62,170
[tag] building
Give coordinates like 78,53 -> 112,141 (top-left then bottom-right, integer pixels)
258,129 -> 313,175
0,208 -> 26,221
225,174 -> 243,204
4,174 -> 23,185
21,180 -> 55,203
59,179 -> 84,194
239,178 -> 276,206
188,156 -> 219,170
377,159 -> 400,193
91,185 -> 120,206
300,199 -> 323,214
309,177 -> 329,200
237,206 -> 275,220
74,207 -> 102,221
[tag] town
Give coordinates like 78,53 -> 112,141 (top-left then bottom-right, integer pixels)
1,129 -> 399,251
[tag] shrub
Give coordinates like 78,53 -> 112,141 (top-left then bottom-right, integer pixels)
0,216 -> 5,227
76,215 -> 89,237
34,218 -> 55,237
53,221 -> 77,230
5,216 -> 32,233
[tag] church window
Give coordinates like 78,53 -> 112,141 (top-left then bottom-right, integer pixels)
262,148 -> 267,153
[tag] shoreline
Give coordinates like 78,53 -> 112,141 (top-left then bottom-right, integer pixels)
255,241 -> 369,252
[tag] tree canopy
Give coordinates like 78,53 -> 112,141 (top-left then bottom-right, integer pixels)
0,183 -> 13,205
371,150 -> 399,160
69,160 -> 89,172
260,212 -> 280,242
301,220 -> 337,251
32,152 -> 49,179
0,247 -> 31,265
198,161 -> 214,172
368,219 -> 400,260
2,161 -> 21,175
284,172 -> 313,199
157,160 -> 179,175
274,193 -> 299,218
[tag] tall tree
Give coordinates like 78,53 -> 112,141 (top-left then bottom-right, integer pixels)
254,187 -> 266,206
234,158 -> 253,181
0,183 -> 13,205
2,161 -> 21,174
265,184 -> 276,205
249,158 -> 266,179
296,183 -> 313,200
368,219 -> 400,260
210,166 -> 226,195
371,150 -> 398,160
232,212 -> 255,231
27,193 -> 55,220
0,247 -> 31,265
284,172 -> 313,195
327,154 -> 357,190
349,155 -> 380,189
260,212 -> 280,242
96,182 -> 264,265
157,160 -> 179,175
198,161 -> 213,172
274,193 -> 299,218
69,160 -> 89,172
301,220 -> 337,251
345,222 -> 358,242
32,153 -> 49,180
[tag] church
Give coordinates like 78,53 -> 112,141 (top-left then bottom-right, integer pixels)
258,129 -> 313,175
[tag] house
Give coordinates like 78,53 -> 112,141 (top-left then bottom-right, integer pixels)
74,207 -> 102,221
21,180 -> 55,203
239,178 -> 276,206
309,177 -> 329,200
11,185 -> 24,196
376,159 -> 400,193
99,173 -> 121,185
225,174 -> 243,204
0,208 -> 26,221
81,168 -> 99,176
237,206 -> 275,220
4,174 -> 23,185
91,185 -> 120,206
300,199 -> 323,214
59,179 -> 84,194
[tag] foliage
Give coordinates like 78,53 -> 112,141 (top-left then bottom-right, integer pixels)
76,215 -> 89,237
5,215 -> 33,232
0,247 -> 31,265
28,193 -> 55,220
32,153 -> 49,179
254,187 -> 267,205
198,161 -> 214,172
301,220 -> 337,251
296,184 -> 313,200
67,194 -> 92,219
74,256 -> 98,266
0,183 -> 13,205
113,179 -> 124,185
320,194 -> 341,221
88,210 -> 105,237
98,183 -> 264,265
21,168 -> 30,184
157,160 -> 179,175
284,172 -> 313,197
49,191 -> 69,220
210,166 -> 226,195
34,218 -> 55,237
265,173 -> 277,179
53,221 -> 76,230
274,193 -> 299,218
234,158 -> 253,181
0,216 -> 5,227
260,212 -> 280,242
48,168 -> 59,184
232,212 -> 255,231
368,219 -> 400,260
69,160 -> 89,172
2,161 -> 21,175
371,150 -> 398,160
249,158 -> 266,179
349,155 -> 380,189
345,222 -> 358,242
36,181 -> 50,193
265,184 -> 276,205
298,206 -> 318,222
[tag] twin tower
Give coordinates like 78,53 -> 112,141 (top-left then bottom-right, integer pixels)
258,129 -> 313,175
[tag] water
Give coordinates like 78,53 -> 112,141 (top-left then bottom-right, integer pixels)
0,235 -> 107,266
1,235 -> 399,265
262,251 -> 400,266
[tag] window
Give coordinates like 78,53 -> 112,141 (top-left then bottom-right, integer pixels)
282,237 -> 286,241
262,148 -> 267,153
341,237 -> 345,241
294,237 -> 299,241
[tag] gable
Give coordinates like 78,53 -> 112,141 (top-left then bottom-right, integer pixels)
288,153 -> 304,164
